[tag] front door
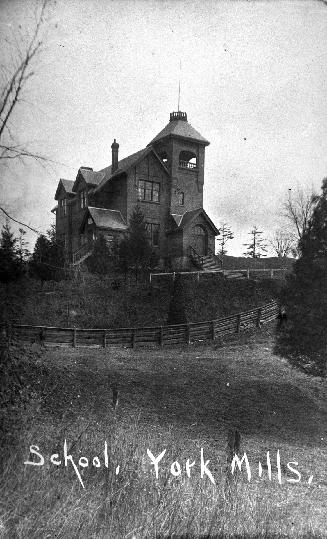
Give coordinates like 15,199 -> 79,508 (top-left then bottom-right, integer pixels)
192,225 -> 207,256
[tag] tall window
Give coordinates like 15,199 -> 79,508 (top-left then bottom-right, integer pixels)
138,180 -> 160,203
59,198 -> 67,216
146,223 -> 160,247
80,189 -> 87,208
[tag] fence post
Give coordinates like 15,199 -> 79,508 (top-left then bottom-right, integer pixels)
103,330 -> 107,348
186,324 -> 191,345
132,330 -> 136,349
173,272 -> 176,282
256,308 -> 262,328
197,272 -> 200,282
236,314 -> 241,333
158,326 -> 163,346
247,269 -> 250,279
40,327 -> 45,344
270,269 -> 273,278
72,328 -> 77,347
211,320 -> 215,341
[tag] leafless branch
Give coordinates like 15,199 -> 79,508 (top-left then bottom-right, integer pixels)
0,0 -> 50,166
0,206 -> 40,234
283,186 -> 316,242
269,229 -> 294,258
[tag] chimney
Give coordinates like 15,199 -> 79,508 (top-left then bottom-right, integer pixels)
111,139 -> 119,172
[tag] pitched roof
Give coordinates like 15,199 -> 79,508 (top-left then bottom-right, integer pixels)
79,168 -> 106,186
94,147 -> 168,192
54,179 -> 75,200
85,207 -> 128,230
168,208 -> 219,235
148,114 -> 210,146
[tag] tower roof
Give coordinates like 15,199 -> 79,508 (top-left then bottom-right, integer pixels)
148,111 -> 210,146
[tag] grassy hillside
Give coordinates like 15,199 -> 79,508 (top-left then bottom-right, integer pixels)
221,255 -> 295,270
1,326 -> 327,538
0,274 -> 283,329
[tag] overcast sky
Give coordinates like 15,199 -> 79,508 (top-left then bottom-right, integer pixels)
1,0 -> 327,256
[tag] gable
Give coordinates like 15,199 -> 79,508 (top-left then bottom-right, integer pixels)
72,173 -> 88,193
168,208 -> 219,236
94,147 -> 169,194
54,179 -> 75,200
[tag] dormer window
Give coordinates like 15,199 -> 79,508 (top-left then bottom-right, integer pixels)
178,192 -> 184,206
179,150 -> 197,170
80,189 -> 87,209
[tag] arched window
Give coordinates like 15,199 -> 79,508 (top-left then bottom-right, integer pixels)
179,150 -> 197,170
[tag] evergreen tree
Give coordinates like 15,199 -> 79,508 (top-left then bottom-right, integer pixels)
118,206 -> 153,278
276,178 -> 327,374
243,226 -> 267,258
17,228 -> 30,270
86,234 -> 113,276
0,223 -> 23,283
30,228 -> 65,282
217,223 -> 234,256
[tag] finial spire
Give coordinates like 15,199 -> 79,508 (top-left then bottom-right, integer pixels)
177,59 -> 181,112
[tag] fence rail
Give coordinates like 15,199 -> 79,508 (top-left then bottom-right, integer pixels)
150,268 -> 289,282
2,300 -> 279,349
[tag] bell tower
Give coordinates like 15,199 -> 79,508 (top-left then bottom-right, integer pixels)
148,111 -> 210,214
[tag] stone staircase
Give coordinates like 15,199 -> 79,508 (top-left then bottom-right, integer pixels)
201,254 -> 223,272
189,246 -> 223,273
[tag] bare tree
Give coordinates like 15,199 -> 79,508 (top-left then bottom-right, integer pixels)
216,223 -> 234,256
283,186 -> 316,244
269,229 -> 293,258
0,0 -> 50,164
243,226 -> 267,258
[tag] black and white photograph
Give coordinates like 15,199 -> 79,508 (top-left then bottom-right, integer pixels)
1,0 -> 327,537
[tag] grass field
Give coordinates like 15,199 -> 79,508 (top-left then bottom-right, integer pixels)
0,274 -> 282,329
1,324 -> 327,538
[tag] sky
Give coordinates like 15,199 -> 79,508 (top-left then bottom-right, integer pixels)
1,0 -> 327,256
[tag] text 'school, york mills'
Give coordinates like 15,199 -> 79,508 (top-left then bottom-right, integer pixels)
52,111 -> 220,270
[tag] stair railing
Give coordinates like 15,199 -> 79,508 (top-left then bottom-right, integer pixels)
189,246 -> 204,268
72,242 -> 93,264
207,247 -> 223,268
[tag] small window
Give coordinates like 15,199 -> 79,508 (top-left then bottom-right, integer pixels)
138,180 -> 160,203
146,223 -> 160,247
80,190 -> 87,209
178,192 -> 184,206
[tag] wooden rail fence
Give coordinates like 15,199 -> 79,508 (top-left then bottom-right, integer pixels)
2,300 -> 279,349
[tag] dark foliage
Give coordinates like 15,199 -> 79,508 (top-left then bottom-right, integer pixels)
0,223 -> 24,283
275,178 -> 327,375
118,206 -> 156,277
29,226 -> 65,282
167,274 -> 187,325
86,234 -> 113,275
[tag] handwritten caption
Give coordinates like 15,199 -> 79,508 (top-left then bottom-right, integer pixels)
24,441 -> 314,490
